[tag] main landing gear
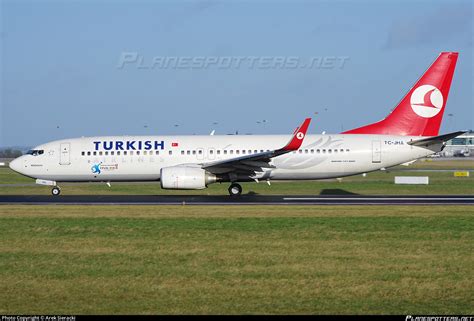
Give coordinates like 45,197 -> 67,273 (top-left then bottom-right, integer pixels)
51,186 -> 61,196
228,183 -> 242,196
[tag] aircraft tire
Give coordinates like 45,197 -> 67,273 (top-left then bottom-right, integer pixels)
228,183 -> 242,196
52,187 -> 61,196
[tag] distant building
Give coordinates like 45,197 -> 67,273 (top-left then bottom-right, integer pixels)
443,131 -> 474,157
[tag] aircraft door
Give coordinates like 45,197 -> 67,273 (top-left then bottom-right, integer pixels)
60,143 -> 71,165
372,140 -> 381,163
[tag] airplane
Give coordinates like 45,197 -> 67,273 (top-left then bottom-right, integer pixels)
9,52 -> 465,196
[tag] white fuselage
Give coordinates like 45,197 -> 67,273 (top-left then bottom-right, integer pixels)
10,134 -> 440,183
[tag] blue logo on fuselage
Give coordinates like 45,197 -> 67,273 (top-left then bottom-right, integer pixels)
93,140 -> 165,151
91,163 -> 102,174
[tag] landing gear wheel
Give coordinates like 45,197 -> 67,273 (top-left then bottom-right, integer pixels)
51,187 -> 61,196
228,183 -> 242,196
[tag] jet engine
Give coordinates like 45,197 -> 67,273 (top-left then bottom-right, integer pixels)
160,166 -> 217,189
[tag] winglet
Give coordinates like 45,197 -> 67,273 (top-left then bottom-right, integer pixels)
282,118 -> 311,151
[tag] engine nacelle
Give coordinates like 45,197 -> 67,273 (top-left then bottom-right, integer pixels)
160,166 -> 217,190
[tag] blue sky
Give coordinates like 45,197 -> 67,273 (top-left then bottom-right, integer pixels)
1,0 -> 472,147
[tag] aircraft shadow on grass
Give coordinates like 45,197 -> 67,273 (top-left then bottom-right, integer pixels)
319,189 -> 359,195
246,191 -> 259,196
242,189 -> 359,196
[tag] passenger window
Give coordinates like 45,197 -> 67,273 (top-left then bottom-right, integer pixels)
254,150 -> 258,153
187,151 -> 191,155
230,150 -> 233,155
169,151 -> 172,155
130,151 -> 134,156
192,150 -> 196,155
298,150 -> 302,154
93,151 -> 97,156
310,149 -> 314,153
317,149 -> 320,153
137,151 -> 140,155
105,151 -> 108,156
242,150 -> 246,154
305,150 -> 308,154
81,152 -> 85,156
117,151 -> 120,155
87,151 -> 91,156
155,151 -> 159,155
198,150 -> 202,155
328,149 -> 332,153
236,150 -> 240,155
124,151 -> 128,155
210,150 -> 214,154
323,149 -> 326,153
217,150 -> 220,155
181,151 -> 185,155
111,151 -> 115,155
224,150 -> 227,155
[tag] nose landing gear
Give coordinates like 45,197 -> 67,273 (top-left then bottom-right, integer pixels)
51,186 -> 61,196
228,183 -> 242,196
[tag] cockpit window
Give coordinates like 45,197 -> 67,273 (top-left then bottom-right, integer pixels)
26,150 -> 44,156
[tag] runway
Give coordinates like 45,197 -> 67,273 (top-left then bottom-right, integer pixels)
0,195 -> 473,205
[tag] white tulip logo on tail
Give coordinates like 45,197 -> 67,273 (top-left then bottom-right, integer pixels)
296,132 -> 305,140
410,85 -> 444,118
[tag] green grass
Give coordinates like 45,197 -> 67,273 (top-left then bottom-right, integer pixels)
0,205 -> 473,314
393,158 -> 474,170
1,166 -> 472,195
0,167 -> 34,184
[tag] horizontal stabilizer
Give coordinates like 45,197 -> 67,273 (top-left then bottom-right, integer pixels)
407,131 -> 466,147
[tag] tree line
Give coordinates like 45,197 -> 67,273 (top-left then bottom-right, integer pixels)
0,149 -> 23,158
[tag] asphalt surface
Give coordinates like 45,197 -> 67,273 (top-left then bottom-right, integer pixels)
0,194 -> 473,205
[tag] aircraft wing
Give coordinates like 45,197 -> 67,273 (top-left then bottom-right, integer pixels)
407,131 -> 466,147
201,118 -> 311,175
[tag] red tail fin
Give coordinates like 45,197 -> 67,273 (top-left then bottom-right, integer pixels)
343,52 -> 458,136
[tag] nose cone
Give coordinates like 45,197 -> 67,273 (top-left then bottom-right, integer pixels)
9,157 -> 22,174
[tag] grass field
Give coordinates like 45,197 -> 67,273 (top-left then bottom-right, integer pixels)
395,158 -> 474,170
1,160 -> 472,314
0,160 -> 473,195
0,205 -> 473,314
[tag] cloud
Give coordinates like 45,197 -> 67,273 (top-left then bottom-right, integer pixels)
384,2 -> 472,49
